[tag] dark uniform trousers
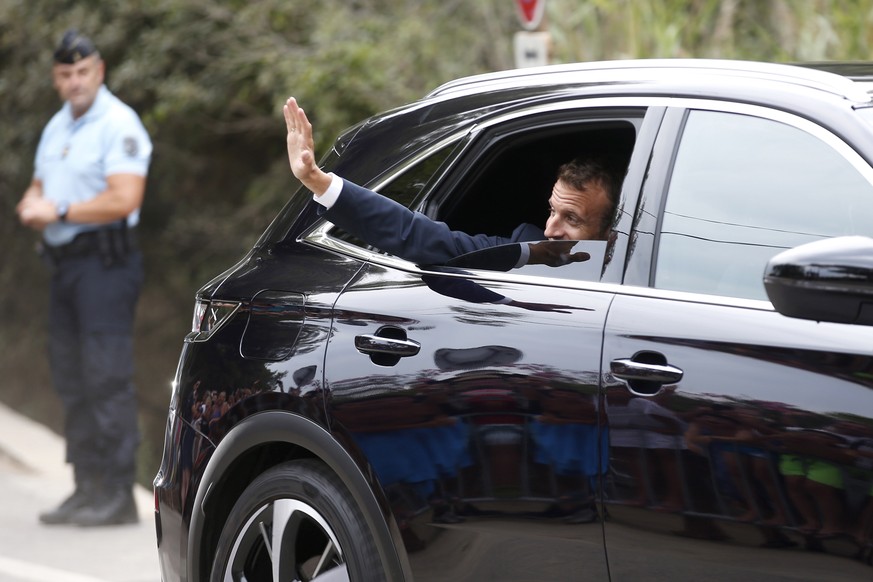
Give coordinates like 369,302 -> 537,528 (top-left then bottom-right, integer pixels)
47,242 -> 143,490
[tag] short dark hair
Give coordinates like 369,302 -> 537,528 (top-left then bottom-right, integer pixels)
53,29 -> 98,64
556,156 -> 622,235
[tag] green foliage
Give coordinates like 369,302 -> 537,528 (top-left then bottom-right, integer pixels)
2,0 -> 873,487
547,0 -> 873,62
0,0 -> 517,486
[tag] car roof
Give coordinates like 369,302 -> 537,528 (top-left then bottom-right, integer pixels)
332,58 -> 873,188
426,58 -> 873,105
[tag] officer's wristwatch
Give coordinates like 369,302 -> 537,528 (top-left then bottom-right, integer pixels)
57,201 -> 69,222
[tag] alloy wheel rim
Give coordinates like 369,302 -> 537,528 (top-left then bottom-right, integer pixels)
223,498 -> 349,582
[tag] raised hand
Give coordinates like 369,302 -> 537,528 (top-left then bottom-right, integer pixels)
283,97 -> 331,196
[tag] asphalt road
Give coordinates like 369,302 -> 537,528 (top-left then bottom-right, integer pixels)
0,401 -> 160,582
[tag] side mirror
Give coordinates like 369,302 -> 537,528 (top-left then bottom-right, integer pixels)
764,236 -> 873,326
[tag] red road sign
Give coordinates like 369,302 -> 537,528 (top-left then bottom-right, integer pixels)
515,0 -> 546,31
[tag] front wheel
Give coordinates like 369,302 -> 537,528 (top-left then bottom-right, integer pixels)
210,459 -> 386,582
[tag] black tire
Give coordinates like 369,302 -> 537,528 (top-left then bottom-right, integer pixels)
210,459 -> 387,582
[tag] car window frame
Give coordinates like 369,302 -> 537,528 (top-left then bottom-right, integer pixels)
626,99 -> 873,307
302,98 -> 670,290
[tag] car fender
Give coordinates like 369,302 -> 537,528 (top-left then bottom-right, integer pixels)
187,410 -> 411,581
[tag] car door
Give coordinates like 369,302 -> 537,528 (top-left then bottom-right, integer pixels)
602,104 -> 873,580
318,103 -> 664,581
326,257 -> 613,582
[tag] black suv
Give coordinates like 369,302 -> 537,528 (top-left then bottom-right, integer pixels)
154,59 -> 873,581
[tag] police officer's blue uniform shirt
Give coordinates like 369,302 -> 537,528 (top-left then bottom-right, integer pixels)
34,84 -> 152,246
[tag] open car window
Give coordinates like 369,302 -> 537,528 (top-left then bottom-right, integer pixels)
433,115 -> 639,241
326,108 -> 642,272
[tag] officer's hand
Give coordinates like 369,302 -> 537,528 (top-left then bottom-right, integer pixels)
16,197 -> 55,230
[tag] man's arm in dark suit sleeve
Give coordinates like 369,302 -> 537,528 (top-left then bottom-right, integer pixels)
285,96 -> 544,264
322,179 -> 544,265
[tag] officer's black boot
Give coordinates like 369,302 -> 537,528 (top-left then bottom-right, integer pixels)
38,477 -> 100,525
72,484 -> 138,527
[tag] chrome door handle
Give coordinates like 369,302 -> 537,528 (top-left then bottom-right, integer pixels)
355,334 -> 421,357
610,358 -> 684,384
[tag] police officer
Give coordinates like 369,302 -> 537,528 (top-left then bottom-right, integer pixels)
16,29 -> 152,527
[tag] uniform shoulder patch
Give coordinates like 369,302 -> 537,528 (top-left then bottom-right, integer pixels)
123,137 -> 139,157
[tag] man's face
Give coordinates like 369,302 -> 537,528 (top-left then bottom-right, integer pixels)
52,54 -> 104,118
543,178 -> 612,241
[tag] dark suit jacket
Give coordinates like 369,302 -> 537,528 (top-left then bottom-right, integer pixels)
321,179 -> 545,265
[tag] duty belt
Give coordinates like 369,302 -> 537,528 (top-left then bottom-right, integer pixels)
41,228 -> 137,264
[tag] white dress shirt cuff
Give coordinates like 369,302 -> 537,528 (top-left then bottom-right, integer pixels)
515,243 -> 531,268
313,173 -> 342,208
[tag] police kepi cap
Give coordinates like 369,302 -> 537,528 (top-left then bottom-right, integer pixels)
53,29 -> 97,64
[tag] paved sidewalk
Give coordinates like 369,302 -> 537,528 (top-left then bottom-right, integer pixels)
0,401 -> 161,582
